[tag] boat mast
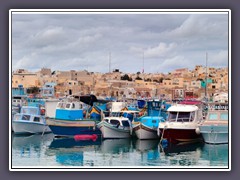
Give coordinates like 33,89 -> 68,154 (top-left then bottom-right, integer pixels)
109,52 -> 111,73
205,52 -> 208,100
142,51 -> 144,73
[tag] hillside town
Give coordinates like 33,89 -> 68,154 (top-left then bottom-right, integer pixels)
12,65 -> 228,101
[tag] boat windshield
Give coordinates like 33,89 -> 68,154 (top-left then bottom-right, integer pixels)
177,112 -> 191,122
168,112 -> 178,122
168,112 -> 192,122
109,119 -> 120,125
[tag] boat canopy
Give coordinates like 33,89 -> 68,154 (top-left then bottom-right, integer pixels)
167,104 -> 198,112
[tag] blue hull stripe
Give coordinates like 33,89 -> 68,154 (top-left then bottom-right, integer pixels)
49,125 -> 102,136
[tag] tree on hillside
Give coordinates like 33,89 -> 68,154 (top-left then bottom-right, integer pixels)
26,86 -> 40,95
121,74 -> 132,81
135,76 -> 143,80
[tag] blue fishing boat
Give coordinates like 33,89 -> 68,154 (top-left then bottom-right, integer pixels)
46,99 -> 102,137
132,100 -> 171,140
87,102 -> 109,120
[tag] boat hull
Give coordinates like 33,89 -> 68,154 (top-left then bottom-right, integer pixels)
199,125 -> 228,144
12,120 -> 51,135
133,123 -> 159,140
159,128 -> 202,144
98,122 -> 131,139
46,118 -> 101,137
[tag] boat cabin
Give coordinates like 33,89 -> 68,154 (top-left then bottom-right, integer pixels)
207,111 -> 228,122
55,101 -> 85,120
146,100 -> 171,120
13,106 -> 45,123
56,101 -> 83,110
167,104 -> 203,123
103,117 -> 131,129
139,116 -> 165,128
206,102 -> 228,122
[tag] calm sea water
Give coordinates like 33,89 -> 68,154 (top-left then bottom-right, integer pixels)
11,133 -> 229,169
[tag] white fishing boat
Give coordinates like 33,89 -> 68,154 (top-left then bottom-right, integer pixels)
158,100 -> 205,144
198,102 -> 228,144
97,116 -> 132,139
12,106 -> 51,135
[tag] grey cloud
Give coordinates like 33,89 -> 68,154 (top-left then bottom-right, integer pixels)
11,12 -> 229,73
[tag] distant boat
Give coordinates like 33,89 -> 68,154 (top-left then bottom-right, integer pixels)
158,100 -> 204,144
132,100 -> 170,140
198,102 -> 228,144
12,106 -> 51,135
97,116 -> 132,139
46,99 -> 101,137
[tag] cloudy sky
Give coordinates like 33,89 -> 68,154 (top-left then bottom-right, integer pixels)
11,10 -> 229,74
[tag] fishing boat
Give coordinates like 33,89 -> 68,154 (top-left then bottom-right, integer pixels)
46,99 -> 102,137
132,100 -> 170,140
158,100 -> 205,144
197,102 -> 228,144
97,116 -> 132,138
12,106 -> 51,135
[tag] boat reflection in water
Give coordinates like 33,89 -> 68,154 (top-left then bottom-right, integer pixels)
133,139 -> 160,165
12,133 -> 54,166
100,139 -> 132,154
46,135 -> 102,166
159,141 -> 204,166
200,143 -> 228,166
12,134 -> 229,167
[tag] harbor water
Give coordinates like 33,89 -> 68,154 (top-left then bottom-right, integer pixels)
11,133 -> 229,168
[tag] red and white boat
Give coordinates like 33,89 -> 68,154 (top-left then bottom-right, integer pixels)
158,100 -> 204,144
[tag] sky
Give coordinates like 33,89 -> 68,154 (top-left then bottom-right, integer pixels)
11,11 -> 229,74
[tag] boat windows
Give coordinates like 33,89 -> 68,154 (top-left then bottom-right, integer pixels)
22,115 -> 30,120
72,103 -> 75,109
14,114 -> 22,120
177,112 -> 191,122
79,104 -> 83,109
209,113 -> 218,120
104,119 -> 109,123
57,102 -> 65,109
122,120 -> 130,127
66,103 -> 71,109
168,112 -> 178,122
168,112 -> 193,122
109,119 -> 120,125
33,117 -> 40,122
190,112 -> 195,122
220,113 -> 228,120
